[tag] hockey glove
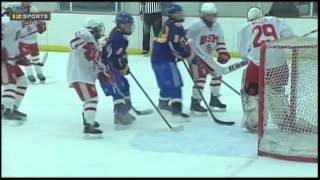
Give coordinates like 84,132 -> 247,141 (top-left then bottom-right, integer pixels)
36,21 -> 47,34
217,52 -> 230,64
83,42 -> 99,61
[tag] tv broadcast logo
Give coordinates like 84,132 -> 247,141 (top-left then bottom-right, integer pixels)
10,12 -> 51,21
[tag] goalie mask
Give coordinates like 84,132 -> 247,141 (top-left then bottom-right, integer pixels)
247,7 -> 263,22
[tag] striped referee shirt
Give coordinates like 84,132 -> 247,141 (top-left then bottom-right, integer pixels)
139,2 -> 161,14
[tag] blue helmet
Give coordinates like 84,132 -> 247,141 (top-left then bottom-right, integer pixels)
166,4 -> 183,15
115,12 -> 134,24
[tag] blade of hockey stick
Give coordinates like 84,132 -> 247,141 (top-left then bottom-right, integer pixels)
171,125 -> 184,132
132,107 -> 154,115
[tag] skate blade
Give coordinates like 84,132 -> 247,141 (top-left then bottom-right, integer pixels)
209,107 -> 227,112
2,119 -> 25,126
114,124 -> 131,130
170,117 -> 191,124
171,125 -> 184,132
83,133 -> 103,139
190,110 -> 208,116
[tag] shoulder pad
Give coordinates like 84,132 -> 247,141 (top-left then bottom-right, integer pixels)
76,29 -> 93,42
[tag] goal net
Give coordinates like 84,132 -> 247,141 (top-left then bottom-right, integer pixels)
258,36 -> 318,162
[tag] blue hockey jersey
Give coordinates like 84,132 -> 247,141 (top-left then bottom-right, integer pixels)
101,28 -> 128,70
151,19 -> 191,64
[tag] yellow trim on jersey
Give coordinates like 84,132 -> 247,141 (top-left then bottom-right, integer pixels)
154,26 -> 169,43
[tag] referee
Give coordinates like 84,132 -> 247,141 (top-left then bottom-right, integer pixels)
139,2 -> 162,55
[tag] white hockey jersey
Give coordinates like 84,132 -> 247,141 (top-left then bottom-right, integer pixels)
66,29 -> 101,86
237,16 -> 293,65
1,14 -> 22,61
186,19 -> 227,61
19,5 -> 39,44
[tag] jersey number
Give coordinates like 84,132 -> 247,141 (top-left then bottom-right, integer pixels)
253,24 -> 278,48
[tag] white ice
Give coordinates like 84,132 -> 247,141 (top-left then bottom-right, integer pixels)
2,52 -> 318,177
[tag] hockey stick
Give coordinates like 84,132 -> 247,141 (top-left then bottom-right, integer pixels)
129,71 -> 184,132
221,79 -> 241,96
94,60 -> 153,115
112,81 -> 154,116
132,106 -> 154,115
182,60 -> 235,126
20,30 -> 38,39
301,29 -> 317,37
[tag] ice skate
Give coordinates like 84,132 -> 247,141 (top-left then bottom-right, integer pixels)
170,102 -> 190,123
37,74 -> 46,83
209,94 -> 227,112
158,99 -> 171,112
190,98 -> 207,116
83,123 -> 103,139
2,108 -> 25,126
114,103 -> 133,130
27,75 -> 36,83
82,113 -> 102,139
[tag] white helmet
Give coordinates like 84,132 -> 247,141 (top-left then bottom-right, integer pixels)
83,17 -> 105,38
84,17 -> 104,30
247,7 -> 263,22
200,3 -> 217,14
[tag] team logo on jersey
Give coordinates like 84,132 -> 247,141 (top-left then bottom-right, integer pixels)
200,34 -> 218,45
116,48 -> 124,55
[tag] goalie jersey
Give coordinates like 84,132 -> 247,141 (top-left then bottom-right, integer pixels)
237,16 -> 293,65
151,19 -> 191,64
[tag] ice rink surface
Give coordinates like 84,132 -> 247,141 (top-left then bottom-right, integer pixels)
2,52 -> 317,177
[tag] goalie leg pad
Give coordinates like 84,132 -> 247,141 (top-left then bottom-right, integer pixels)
241,91 -> 258,131
244,62 -> 259,96
240,68 -> 259,131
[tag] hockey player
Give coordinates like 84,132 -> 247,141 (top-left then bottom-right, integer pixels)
186,2 -> 231,114
237,7 -> 294,131
151,4 -> 192,119
67,17 -> 110,136
18,2 -> 47,83
1,7 -> 28,123
98,12 -> 135,130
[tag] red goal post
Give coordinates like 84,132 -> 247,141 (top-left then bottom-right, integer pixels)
258,36 -> 318,162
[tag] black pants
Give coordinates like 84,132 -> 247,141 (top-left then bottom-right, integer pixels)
142,12 -> 162,52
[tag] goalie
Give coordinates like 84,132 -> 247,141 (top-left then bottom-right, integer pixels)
237,7 -> 294,132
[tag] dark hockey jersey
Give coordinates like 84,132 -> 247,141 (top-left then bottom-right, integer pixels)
151,19 -> 191,64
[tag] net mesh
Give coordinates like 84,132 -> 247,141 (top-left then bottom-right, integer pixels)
258,37 -> 318,161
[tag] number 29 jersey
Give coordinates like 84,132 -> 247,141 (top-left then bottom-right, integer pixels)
237,16 -> 293,65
